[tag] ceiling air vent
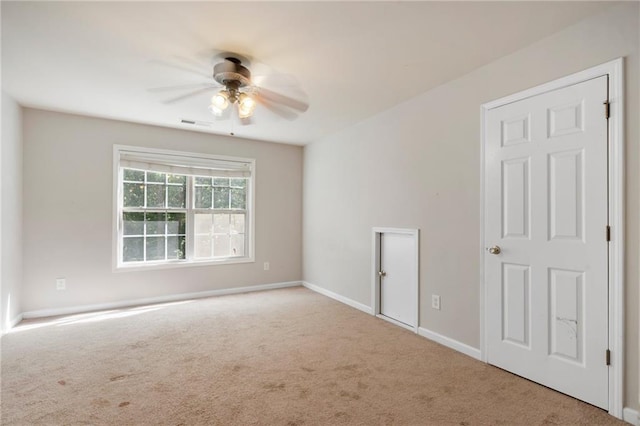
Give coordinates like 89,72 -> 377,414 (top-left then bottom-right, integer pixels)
180,119 -> 213,127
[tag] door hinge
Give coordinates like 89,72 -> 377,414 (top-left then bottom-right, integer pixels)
606,225 -> 611,242
606,349 -> 611,366
603,101 -> 610,119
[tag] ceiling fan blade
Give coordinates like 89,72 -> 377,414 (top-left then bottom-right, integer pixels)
258,87 -> 309,112
148,82 -> 217,93
256,96 -> 298,121
252,73 -> 301,88
162,87 -> 212,104
171,54 -> 211,71
148,59 -> 210,79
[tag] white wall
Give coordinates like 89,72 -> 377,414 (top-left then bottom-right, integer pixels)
1,91 -> 23,332
303,3 -> 639,410
22,109 -> 303,313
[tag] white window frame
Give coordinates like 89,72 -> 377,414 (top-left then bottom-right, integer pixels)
112,145 -> 255,271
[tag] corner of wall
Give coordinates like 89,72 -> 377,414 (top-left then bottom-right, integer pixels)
1,91 -> 24,332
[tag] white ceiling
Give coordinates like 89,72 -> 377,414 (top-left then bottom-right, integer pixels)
2,1 -> 616,145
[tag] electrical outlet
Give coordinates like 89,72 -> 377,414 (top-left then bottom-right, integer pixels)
263,262 -> 270,271
56,278 -> 66,290
431,295 -> 441,310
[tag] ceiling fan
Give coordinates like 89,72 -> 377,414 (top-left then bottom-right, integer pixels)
156,53 -> 309,124
210,57 -> 256,118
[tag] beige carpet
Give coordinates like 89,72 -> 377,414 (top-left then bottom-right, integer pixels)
1,287 -> 624,425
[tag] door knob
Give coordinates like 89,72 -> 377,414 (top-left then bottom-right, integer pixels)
378,270 -> 387,277
487,246 -> 501,255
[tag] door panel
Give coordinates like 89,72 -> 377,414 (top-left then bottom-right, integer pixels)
549,268 -> 584,363
380,232 -> 416,328
549,149 -> 584,241
502,263 -> 530,348
485,76 -> 608,409
502,157 -> 530,239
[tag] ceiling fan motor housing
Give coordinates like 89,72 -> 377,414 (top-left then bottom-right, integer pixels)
213,58 -> 251,87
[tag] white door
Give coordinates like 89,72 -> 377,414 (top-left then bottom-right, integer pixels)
380,232 -> 417,328
484,76 -> 609,409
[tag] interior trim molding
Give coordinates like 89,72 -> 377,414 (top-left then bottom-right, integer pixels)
418,327 -> 482,361
9,314 -> 24,329
623,407 -> 639,426
302,281 -> 373,314
2,314 -> 24,335
21,281 -> 302,320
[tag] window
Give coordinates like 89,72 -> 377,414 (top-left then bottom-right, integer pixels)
114,146 -> 254,269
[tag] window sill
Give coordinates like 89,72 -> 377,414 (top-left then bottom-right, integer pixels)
114,256 -> 254,273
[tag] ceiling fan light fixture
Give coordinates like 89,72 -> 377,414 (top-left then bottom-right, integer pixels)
211,90 -> 230,110
208,104 -> 224,116
237,92 -> 256,118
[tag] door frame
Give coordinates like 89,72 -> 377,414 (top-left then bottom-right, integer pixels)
371,227 -> 420,333
479,58 -> 624,418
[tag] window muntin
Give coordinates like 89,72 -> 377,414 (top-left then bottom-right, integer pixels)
193,177 -> 247,209
122,169 -> 187,209
115,147 -> 253,269
122,211 -> 186,262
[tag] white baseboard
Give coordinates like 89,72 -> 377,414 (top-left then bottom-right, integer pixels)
418,327 -> 482,360
302,281 -> 481,361
9,313 -> 23,329
21,281 -> 302,319
302,281 -> 373,314
623,407 -> 639,425
1,313 -> 24,335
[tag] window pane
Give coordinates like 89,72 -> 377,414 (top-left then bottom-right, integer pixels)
230,178 -> 246,188
123,212 -> 144,235
195,186 -> 212,209
195,177 -> 212,185
146,184 -> 165,207
123,237 -> 144,262
167,236 -> 185,260
195,236 -> 212,258
213,214 -> 230,234
146,236 -> 165,261
147,172 -> 165,183
195,214 -> 212,234
213,235 -> 229,257
230,234 -> 245,257
166,212 -> 186,235
123,169 -> 144,182
167,174 -> 186,184
145,212 -> 166,235
214,187 -> 230,209
214,178 -> 229,187
167,185 -> 186,208
123,183 -> 144,207
230,188 -> 246,209
230,214 -> 245,234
